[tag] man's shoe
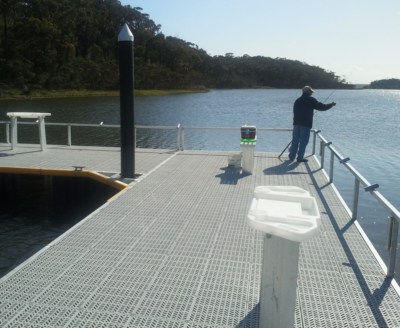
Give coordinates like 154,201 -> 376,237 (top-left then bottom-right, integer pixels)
297,158 -> 308,163
288,156 -> 295,161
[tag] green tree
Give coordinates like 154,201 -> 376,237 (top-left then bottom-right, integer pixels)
0,0 -> 350,92
370,79 -> 400,89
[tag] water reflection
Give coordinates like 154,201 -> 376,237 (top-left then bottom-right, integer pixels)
0,174 -> 118,278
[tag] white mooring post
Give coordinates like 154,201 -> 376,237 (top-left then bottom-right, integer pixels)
260,234 -> 300,327
247,186 -> 321,328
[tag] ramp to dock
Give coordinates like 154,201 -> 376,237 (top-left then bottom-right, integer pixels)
1,145 -> 400,327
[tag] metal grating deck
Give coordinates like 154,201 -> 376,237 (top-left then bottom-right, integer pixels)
1,144 -> 400,327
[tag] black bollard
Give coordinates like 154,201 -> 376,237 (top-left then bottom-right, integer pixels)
118,24 -> 135,178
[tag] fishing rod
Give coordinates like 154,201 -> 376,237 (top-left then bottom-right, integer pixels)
323,89 -> 336,103
278,140 -> 292,159
313,90 -> 337,122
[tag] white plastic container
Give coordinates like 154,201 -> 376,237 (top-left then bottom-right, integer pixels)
227,153 -> 242,168
247,185 -> 320,242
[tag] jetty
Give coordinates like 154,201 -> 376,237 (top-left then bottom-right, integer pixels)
1,141 -> 400,327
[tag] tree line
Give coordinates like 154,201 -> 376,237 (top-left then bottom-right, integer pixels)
369,79 -> 400,89
0,0 -> 350,93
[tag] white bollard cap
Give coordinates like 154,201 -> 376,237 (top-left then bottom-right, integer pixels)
118,24 -> 134,42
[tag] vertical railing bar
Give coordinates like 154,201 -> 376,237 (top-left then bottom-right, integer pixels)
387,215 -> 394,251
321,141 -> 332,170
312,129 -> 320,156
68,125 -> 72,146
320,141 -> 325,169
352,178 -> 360,220
181,126 -> 185,150
312,131 -> 316,155
387,214 -> 399,278
329,148 -> 334,183
6,123 -> 10,144
177,124 -> 181,150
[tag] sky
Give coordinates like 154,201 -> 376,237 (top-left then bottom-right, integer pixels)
121,0 -> 400,84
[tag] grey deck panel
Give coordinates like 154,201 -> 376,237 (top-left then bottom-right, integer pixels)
0,144 -> 400,327
0,144 -> 174,174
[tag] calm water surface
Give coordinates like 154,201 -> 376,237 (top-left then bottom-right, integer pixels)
1,89 -> 400,276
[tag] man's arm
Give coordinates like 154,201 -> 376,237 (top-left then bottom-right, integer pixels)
311,97 -> 336,111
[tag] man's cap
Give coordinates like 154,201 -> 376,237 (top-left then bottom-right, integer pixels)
302,86 -> 314,94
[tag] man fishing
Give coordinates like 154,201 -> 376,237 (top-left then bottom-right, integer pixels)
289,86 -> 336,162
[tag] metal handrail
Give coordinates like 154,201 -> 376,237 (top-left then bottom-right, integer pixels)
178,127 -> 292,150
0,121 -> 181,148
1,120 -> 399,277
314,129 -> 400,278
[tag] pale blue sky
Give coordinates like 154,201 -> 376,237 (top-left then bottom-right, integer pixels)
121,0 -> 400,84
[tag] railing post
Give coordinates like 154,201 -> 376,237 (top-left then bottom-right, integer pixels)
10,116 -> 17,150
387,214 -> 399,278
6,123 -> 10,144
329,149 -> 334,183
177,124 -> 181,150
68,125 -> 72,146
312,130 -> 320,156
178,125 -> 185,151
320,141 -> 325,169
352,179 -> 360,220
311,131 -> 316,155
320,141 -> 331,170
38,116 -> 47,151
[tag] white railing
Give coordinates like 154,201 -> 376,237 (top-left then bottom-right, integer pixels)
0,121 -> 181,148
314,130 -> 400,278
0,121 -> 399,278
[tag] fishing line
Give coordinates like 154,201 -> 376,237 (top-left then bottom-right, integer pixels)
314,89 -> 336,120
323,90 -> 336,103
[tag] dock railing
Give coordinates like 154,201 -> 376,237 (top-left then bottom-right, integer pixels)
313,129 -> 400,278
0,121 -> 399,278
0,121 -> 181,148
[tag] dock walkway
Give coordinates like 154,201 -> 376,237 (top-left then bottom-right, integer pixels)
1,144 -> 400,327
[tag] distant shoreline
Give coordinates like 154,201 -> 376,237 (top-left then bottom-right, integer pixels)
3,87 -> 398,101
0,89 -> 210,100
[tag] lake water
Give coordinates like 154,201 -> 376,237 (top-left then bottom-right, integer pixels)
1,89 -> 400,277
